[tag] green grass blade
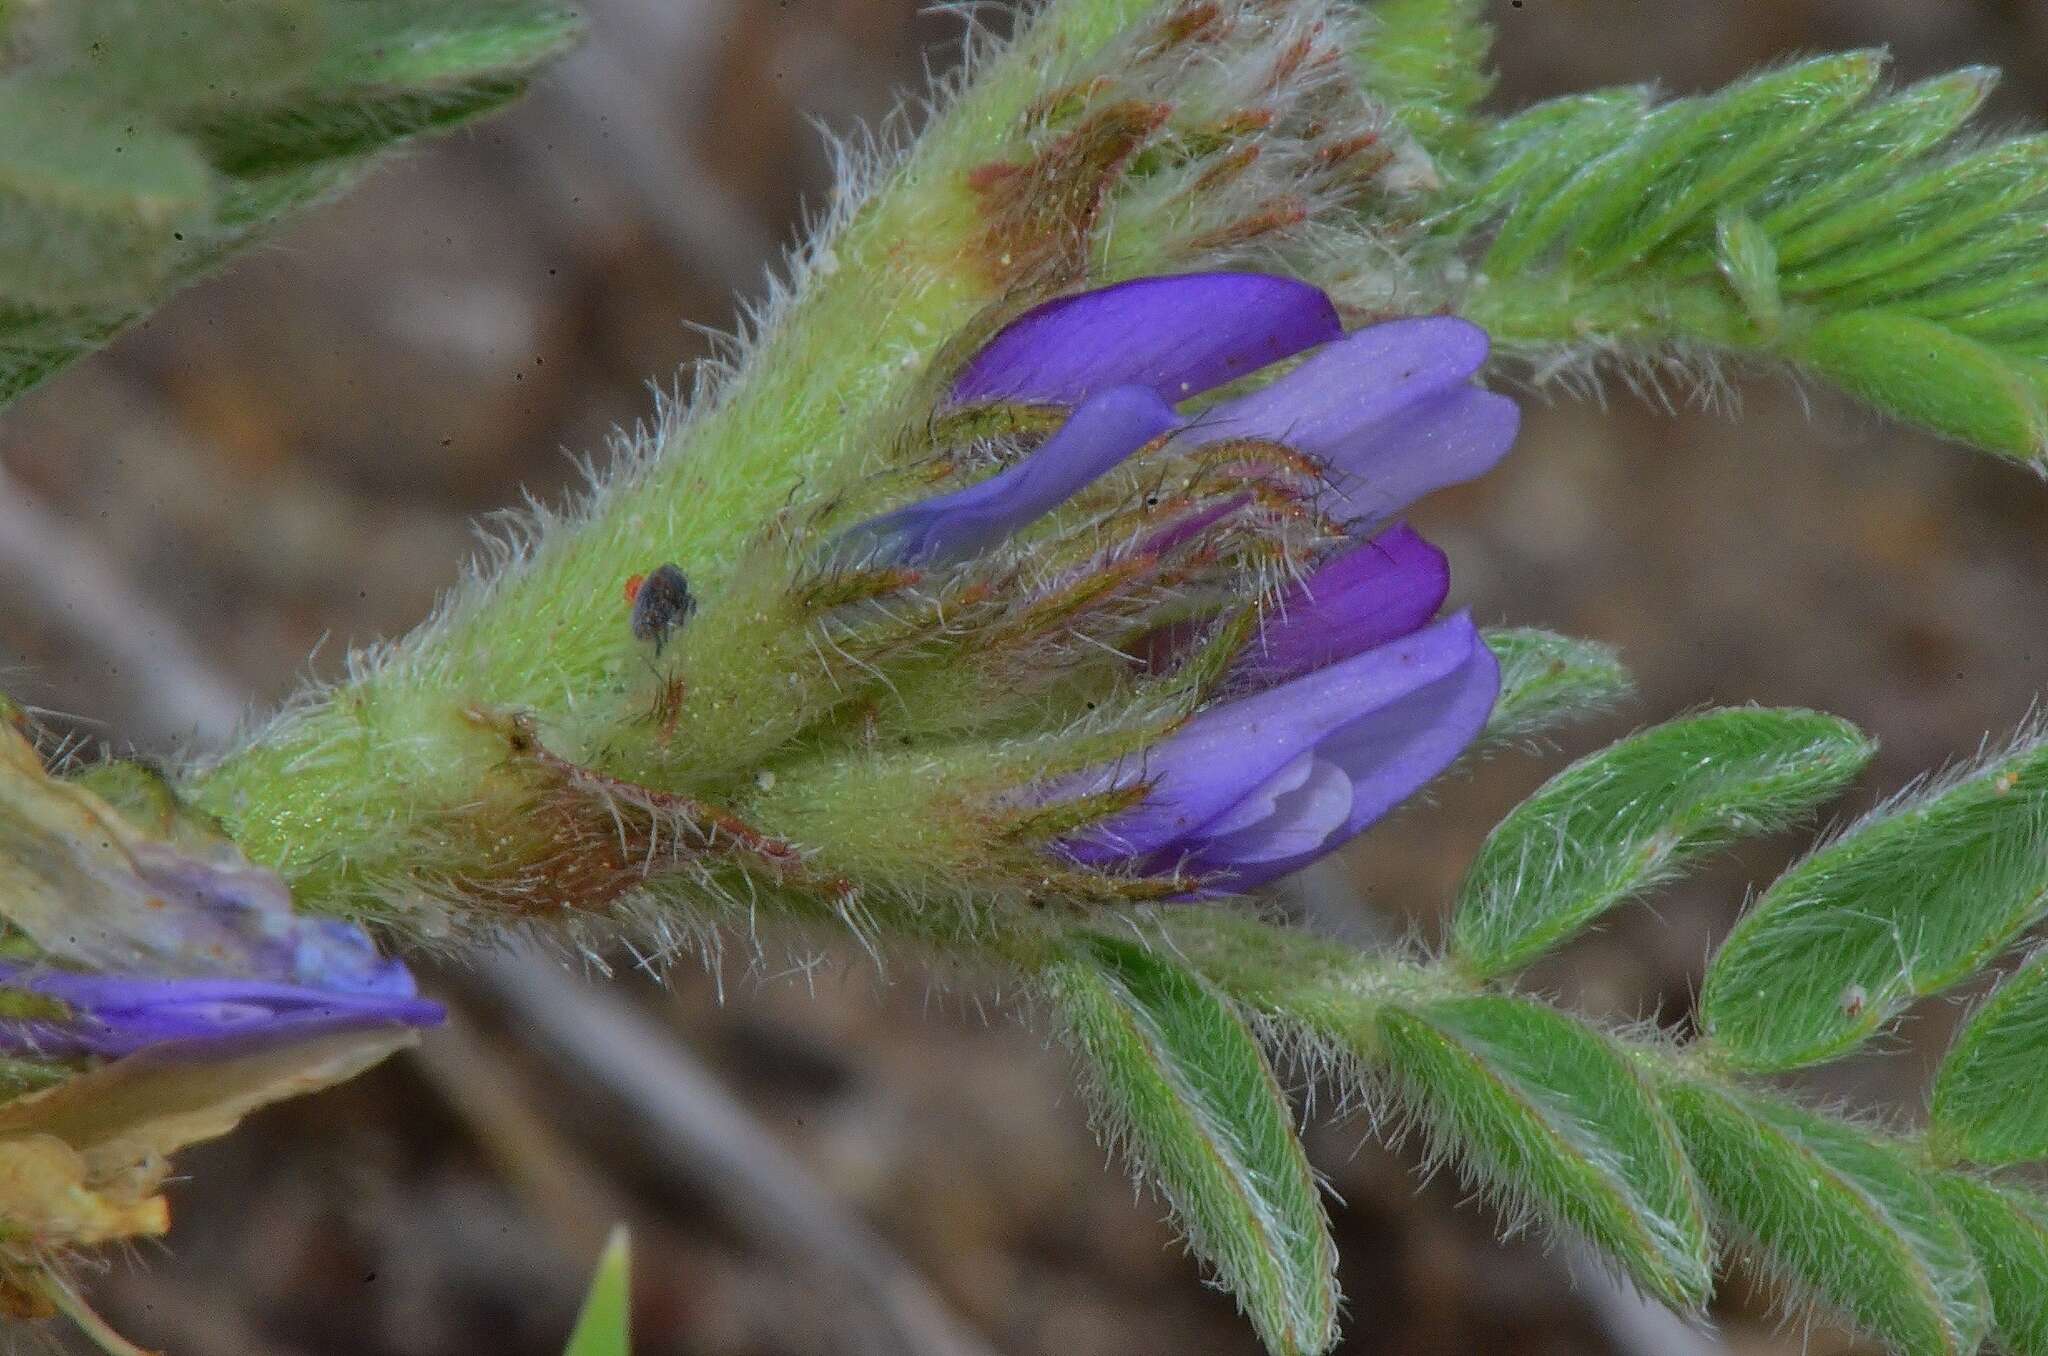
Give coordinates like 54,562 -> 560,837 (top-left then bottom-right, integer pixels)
562,1225 -> 631,1356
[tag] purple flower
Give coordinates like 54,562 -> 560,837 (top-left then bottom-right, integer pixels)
0,961 -> 446,1059
0,845 -> 444,1059
1066,613 -> 1499,892
1179,316 -> 1519,522
898,271 -> 1517,560
844,271 -> 1519,891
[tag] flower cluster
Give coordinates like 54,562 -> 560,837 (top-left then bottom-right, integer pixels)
845,272 -> 1517,894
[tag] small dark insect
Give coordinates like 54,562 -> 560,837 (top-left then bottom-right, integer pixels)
625,563 -> 696,655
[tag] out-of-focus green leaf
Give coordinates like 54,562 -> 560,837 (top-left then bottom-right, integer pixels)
0,78 -> 211,310
1352,0 -> 1493,159
189,0 -> 585,175
54,0 -> 326,113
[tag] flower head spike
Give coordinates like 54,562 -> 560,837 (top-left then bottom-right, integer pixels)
825,271 -> 1519,896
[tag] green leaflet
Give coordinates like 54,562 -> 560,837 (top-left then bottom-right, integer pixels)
1572,53 -> 1882,278
1746,68 -> 1994,250
1931,946 -> 2048,1166
1795,311 -> 2048,463
1479,55 -> 1882,279
1376,995 -> 1712,1308
0,78 -> 212,310
1715,209 -> 1781,335
186,0 -> 584,175
1776,137 -> 2048,279
1935,1175 -> 2048,1356
0,0 -> 581,408
1438,55 -> 2048,463
1052,934 -> 1338,1356
1703,731 -> 2048,1070
1478,627 -> 1634,745
1808,210 -> 2048,313
1659,67 -> 1993,279
1452,708 -> 1871,979
1352,0 -> 1493,160
1449,88 -> 1650,235
1664,1077 -> 1990,1356
562,1226 -> 632,1356
1480,97 -> 1692,278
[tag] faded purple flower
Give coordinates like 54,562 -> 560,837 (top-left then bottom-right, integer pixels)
0,843 -> 442,1059
0,961 -> 445,1059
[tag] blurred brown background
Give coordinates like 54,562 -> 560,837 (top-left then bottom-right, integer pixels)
4,1 -> 2047,1353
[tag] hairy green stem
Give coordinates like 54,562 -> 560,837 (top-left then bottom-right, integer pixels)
183,0 -> 1153,915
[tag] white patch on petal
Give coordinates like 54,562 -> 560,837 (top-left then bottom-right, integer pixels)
1199,754 -> 1352,863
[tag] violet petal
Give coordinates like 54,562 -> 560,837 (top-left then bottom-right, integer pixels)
0,960 -> 445,1060
1237,524 -> 1450,689
1319,387 -> 1521,524
1067,612 -> 1484,865
840,385 -> 1178,565
1195,626 -> 1500,890
1188,316 -> 1490,453
952,273 -> 1343,406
